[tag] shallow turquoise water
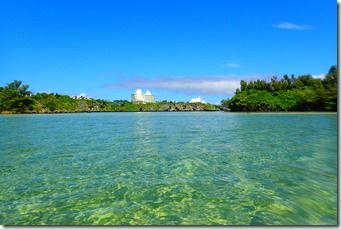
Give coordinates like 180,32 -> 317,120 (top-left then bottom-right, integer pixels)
0,112 -> 337,225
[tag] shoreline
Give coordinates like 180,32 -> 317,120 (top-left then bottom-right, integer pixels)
0,110 -> 337,115
229,111 -> 337,115
0,110 -> 222,115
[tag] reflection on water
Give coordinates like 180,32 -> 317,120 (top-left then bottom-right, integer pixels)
0,112 -> 337,225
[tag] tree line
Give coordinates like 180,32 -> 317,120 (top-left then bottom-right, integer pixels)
0,65 -> 337,113
0,82 -> 219,113
221,66 -> 337,111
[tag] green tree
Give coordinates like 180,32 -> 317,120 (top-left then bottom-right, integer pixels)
0,80 -> 34,113
323,65 -> 337,110
223,66 -> 337,112
240,80 -> 247,92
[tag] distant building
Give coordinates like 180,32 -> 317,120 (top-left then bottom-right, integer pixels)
131,89 -> 155,104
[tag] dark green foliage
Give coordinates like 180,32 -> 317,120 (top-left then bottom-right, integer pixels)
322,66 -> 338,110
0,80 -> 34,113
33,93 -> 78,112
113,100 -> 130,106
225,66 -> 337,111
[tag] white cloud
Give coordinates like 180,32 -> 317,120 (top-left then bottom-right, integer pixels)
312,74 -> 325,79
271,22 -> 312,30
102,76 -> 242,96
190,97 -> 206,103
78,93 -> 87,98
224,63 -> 239,68
75,93 -> 92,99
40,89 -> 53,94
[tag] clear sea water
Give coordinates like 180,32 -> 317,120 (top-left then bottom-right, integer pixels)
0,112 -> 337,225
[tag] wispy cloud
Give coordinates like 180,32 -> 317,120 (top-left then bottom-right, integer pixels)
312,74 -> 325,79
40,89 -> 53,94
224,62 -> 239,68
271,22 -> 312,30
100,75 -> 270,96
71,92 -> 93,99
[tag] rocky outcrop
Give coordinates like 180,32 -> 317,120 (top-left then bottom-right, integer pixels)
150,103 -> 220,112
6,101 -> 221,114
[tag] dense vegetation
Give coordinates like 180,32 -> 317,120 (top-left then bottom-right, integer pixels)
0,66 -> 337,113
0,81 -> 219,114
221,66 -> 337,111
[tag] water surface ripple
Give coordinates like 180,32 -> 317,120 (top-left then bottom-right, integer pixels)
0,112 -> 337,225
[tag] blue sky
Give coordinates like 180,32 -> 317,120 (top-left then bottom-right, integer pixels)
0,0 -> 337,104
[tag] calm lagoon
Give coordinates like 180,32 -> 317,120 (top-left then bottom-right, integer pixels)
0,112 -> 337,225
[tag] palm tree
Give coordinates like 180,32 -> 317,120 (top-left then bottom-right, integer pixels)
0,80 -> 34,113
5,80 -> 32,97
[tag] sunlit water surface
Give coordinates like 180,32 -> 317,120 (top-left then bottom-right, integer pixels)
0,112 -> 337,225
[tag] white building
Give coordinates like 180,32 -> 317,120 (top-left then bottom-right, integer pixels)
131,89 -> 155,104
